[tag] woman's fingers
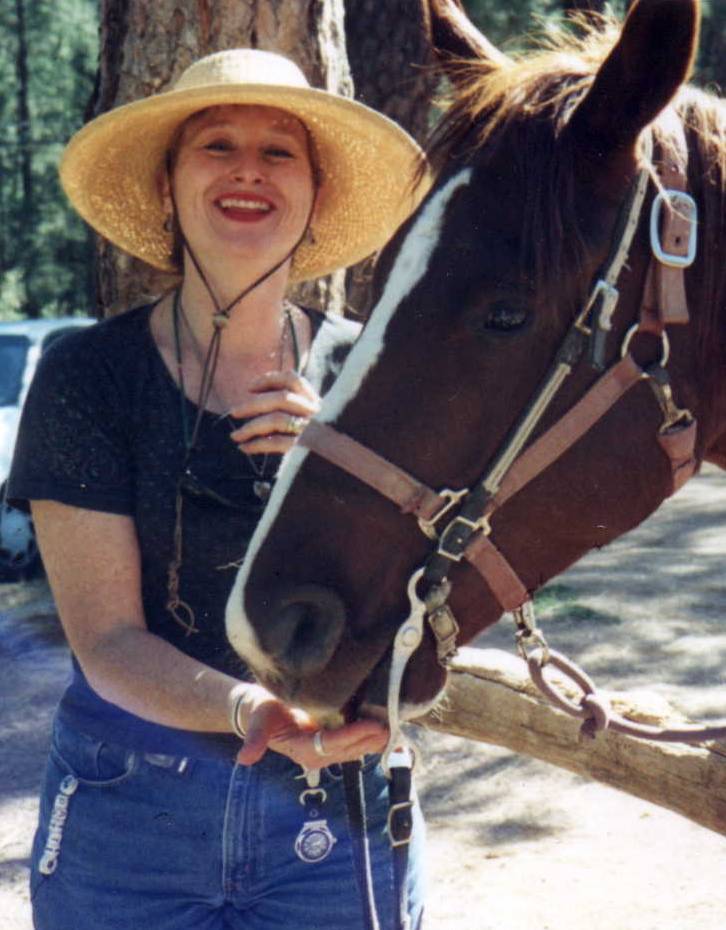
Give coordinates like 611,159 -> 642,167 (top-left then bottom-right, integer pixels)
230,410 -> 311,446
234,688 -> 389,769
228,370 -> 321,455
267,719 -> 389,770
249,370 -> 320,403
229,389 -> 318,424
227,371 -> 320,421
235,687 -> 317,766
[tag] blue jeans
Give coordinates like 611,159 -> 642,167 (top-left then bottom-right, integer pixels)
30,716 -> 426,930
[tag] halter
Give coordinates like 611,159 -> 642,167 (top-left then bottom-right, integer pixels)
296,112 -> 726,774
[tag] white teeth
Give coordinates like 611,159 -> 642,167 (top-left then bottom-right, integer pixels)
218,197 -> 271,211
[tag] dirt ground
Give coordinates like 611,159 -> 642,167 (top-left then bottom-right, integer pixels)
1,466 -> 725,930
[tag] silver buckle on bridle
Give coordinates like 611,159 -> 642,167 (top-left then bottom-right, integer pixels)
382,568 -> 459,776
382,569 -> 426,776
417,488 -> 467,540
649,189 -> 698,268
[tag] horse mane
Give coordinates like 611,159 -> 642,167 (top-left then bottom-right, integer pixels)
425,14 -> 726,368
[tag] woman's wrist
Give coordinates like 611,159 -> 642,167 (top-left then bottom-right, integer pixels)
227,682 -> 267,739
227,682 -> 250,740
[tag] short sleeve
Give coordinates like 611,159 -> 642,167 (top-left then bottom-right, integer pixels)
7,331 -> 134,515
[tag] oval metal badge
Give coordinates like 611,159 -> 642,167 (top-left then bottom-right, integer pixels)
294,820 -> 337,863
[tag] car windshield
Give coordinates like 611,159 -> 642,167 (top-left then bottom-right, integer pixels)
0,335 -> 30,406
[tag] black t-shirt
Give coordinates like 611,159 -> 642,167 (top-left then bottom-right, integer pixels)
8,302 -> 360,757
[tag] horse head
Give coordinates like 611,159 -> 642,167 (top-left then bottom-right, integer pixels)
226,0 -> 725,725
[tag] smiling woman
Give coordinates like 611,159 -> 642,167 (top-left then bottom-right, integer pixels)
163,106 -> 319,280
6,47 -> 430,930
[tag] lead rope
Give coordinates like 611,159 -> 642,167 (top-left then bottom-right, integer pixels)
341,751 -> 415,930
342,760 -> 382,930
387,752 -> 415,930
512,601 -> 726,743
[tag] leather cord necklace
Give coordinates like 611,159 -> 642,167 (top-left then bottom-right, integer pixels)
172,290 -> 300,490
164,171 -> 314,633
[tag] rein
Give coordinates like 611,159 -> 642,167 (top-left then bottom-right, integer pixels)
297,115 -> 726,763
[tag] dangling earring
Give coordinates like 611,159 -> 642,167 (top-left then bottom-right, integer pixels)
163,214 -> 173,234
304,225 -> 316,246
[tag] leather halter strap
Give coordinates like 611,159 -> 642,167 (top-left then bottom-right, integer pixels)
298,116 -> 697,618
641,109 -> 695,333
299,351 -> 681,611
298,419 -> 446,524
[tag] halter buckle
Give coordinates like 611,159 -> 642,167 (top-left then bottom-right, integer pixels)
650,189 -> 697,268
436,514 -> 491,562
512,601 -> 551,665
417,488 -> 468,540
387,800 -> 414,847
586,279 -> 620,332
585,280 -> 621,371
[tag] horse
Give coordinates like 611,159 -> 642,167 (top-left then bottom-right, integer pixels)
225,0 -> 726,730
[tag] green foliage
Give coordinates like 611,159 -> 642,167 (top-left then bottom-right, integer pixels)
0,0 -> 98,320
698,0 -> 726,92
462,0 -> 724,89
0,0 -> 722,323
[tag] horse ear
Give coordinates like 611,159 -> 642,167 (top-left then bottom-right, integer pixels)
566,0 -> 700,155
423,0 -> 511,78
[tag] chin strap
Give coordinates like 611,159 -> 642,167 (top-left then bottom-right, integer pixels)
168,180 -> 317,330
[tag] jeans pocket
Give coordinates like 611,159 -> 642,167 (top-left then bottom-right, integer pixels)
49,720 -> 138,787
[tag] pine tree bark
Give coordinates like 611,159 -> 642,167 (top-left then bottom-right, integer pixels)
92,0 -> 351,317
14,0 -> 38,318
344,0 -> 435,145
342,0 -> 437,313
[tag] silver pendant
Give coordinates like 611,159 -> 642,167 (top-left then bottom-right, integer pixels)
253,480 -> 272,501
294,819 -> 337,863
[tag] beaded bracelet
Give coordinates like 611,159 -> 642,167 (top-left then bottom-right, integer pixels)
229,691 -> 247,740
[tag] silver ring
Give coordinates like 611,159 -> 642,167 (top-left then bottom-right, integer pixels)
312,730 -> 330,757
287,415 -> 306,436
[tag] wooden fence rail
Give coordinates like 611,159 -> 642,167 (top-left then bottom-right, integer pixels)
417,646 -> 726,836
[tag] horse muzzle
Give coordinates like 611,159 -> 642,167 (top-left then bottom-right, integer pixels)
259,583 -> 347,678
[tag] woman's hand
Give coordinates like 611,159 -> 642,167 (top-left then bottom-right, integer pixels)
228,370 -> 320,455
235,683 -> 388,769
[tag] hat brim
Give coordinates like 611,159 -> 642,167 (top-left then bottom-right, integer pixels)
60,83 -> 432,283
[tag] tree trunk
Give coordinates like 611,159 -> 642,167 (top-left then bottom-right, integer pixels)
93,0 -> 351,317
14,0 -> 37,318
342,0 -> 437,313
344,0 -> 435,145
418,647 -> 726,836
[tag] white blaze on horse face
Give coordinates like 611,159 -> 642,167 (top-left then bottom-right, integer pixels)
317,168 -> 473,425
225,169 -> 472,674
225,447 -> 306,680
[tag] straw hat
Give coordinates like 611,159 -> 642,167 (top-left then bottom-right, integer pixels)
60,48 -> 431,282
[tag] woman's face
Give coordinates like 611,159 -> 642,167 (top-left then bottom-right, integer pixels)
165,104 -> 316,273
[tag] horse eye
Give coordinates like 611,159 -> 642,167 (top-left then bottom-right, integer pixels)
473,301 -> 529,334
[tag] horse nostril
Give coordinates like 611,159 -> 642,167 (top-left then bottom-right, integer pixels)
264,584 -> 346,676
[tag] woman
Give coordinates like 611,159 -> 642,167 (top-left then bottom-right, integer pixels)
8,48 -> 430,930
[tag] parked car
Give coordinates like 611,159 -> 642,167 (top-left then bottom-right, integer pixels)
0,317 -> 95,580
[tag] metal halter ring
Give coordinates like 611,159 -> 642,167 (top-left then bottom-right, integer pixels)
287,415 -> 307,436
312,730 -> 331,757
620,324 -> 670,368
